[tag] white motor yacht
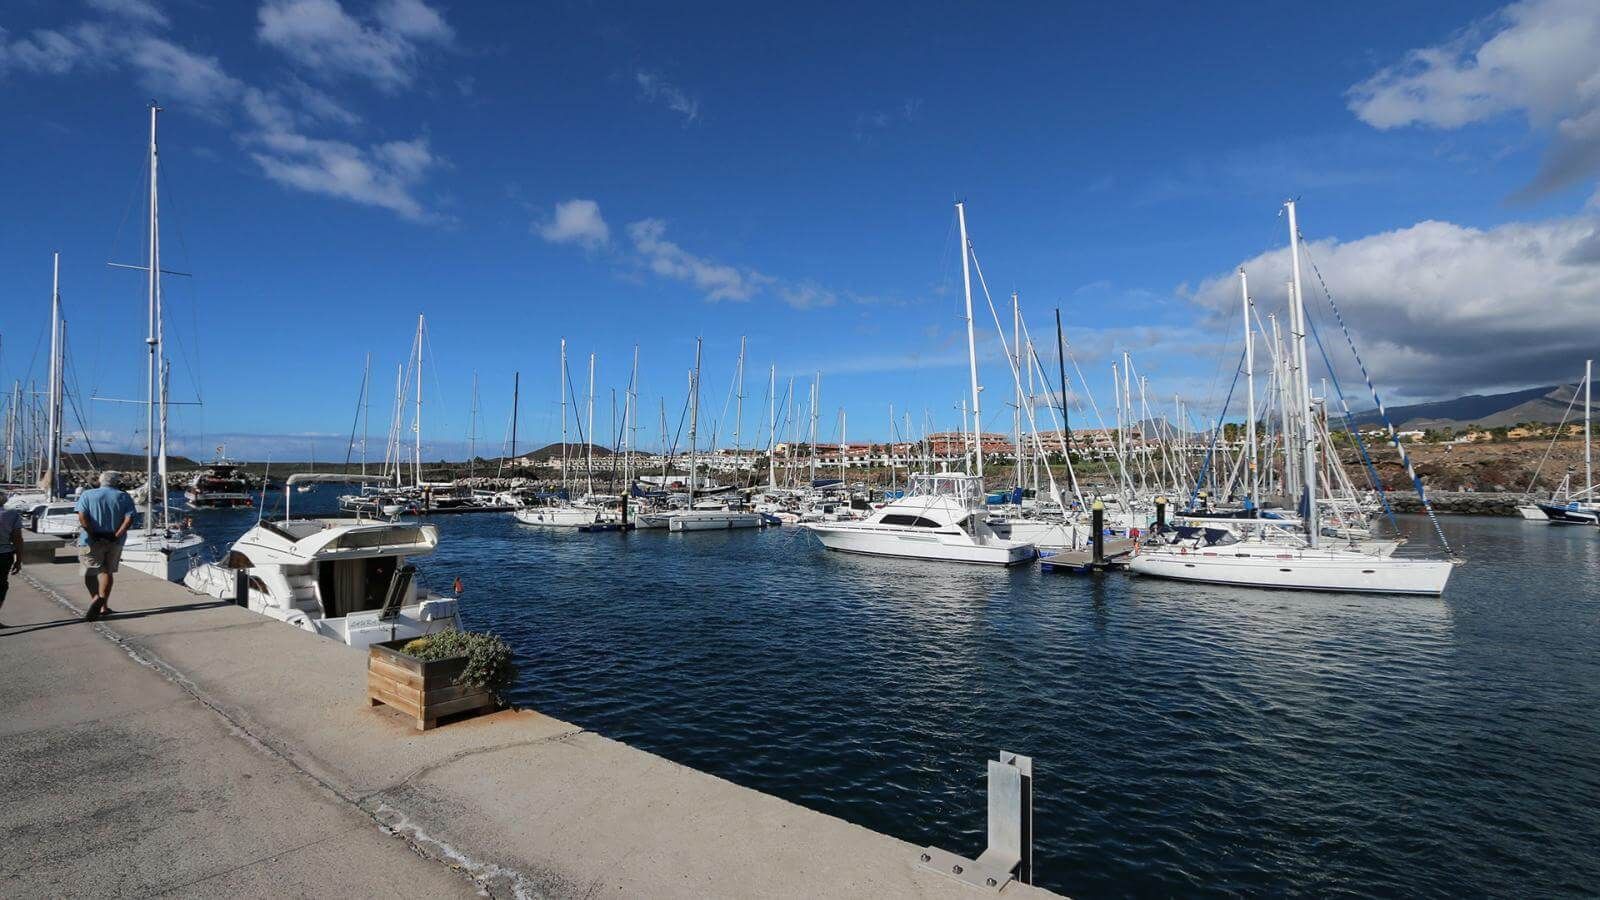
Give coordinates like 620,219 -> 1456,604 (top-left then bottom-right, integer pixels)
184,475 -> 459,646
804,473 -> 1036,566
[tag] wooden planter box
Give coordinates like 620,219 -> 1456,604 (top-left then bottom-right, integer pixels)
367,639 -> 496,731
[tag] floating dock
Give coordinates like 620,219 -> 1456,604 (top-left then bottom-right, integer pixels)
1039,538 -> 1136,574
2,550 -> 1060,898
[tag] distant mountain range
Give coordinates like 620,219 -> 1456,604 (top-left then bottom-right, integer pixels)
1349,383 -> 1595,430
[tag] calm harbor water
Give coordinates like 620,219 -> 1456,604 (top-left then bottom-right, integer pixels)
196,492 -> 1600,897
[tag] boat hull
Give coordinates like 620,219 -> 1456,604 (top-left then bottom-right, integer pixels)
1129,549 -> 1453,595
668,510 -> 763,531
804,523 -> 1036,566
1516,504 -> 1549,521
121,531 -> 207,583
1535,502 -> 1599,525
513,506 -> 599,527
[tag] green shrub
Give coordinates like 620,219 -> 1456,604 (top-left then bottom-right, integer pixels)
401,631 -> 517,700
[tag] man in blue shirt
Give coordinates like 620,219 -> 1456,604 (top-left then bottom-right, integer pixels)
75,471 -> 137,621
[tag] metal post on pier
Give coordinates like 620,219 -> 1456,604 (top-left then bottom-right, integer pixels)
1091,499 -> 1105,566
918,751 -> 1034,892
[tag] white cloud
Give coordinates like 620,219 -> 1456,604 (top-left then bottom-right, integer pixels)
127,37 -> 242,110
246,131 -> 441,221
634,70 -> 700,123
1347,0 -> 1600,199
0,23 -> 115,76
86,0 -> 169,27
537,199 -> 610,249
538,200 -> 854,308
776,282 -> 838,310
1187,215 -> 1600,399
626,218 -> 769,301
1,2 -> 442,221
257,0 -> 452,92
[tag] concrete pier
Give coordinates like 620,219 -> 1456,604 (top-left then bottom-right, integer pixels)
1,552 -> 1059,898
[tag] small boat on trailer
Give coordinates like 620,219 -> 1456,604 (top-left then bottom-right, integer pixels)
184,475 -> 460,647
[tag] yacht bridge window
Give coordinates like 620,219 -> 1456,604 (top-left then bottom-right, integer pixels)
879,514 -> 941,528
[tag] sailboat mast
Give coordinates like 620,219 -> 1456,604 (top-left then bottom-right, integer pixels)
767,364 -> 777,489
159,359 -> 170,529
586,351 -> 595,496
1586,359 -> 1593,493
627,346 -> 639,487
3,381 -> 17,483
688,339 -> 702,497
361,352 -> 371,476
46,252 -> 62,500
838,408 -> 846,486
468,370 -> 479,479
1055,309 -> 1071,462
559,338 -> 568,495
510,371 -> 519,462
144,103 -> 160,535
1285,200 -> 1318,546
1012,291 -> 1022,490
413,314 -> 424,488
809,374 -> 820,485
956,201 -> 983,478
1240,269 -> 1258,505
734,336 -> 746,457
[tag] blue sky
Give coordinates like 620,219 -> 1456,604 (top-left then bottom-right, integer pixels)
3,0 -> 1599,460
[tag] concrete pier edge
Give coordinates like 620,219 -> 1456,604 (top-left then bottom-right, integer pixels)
4,557 -> 1061,898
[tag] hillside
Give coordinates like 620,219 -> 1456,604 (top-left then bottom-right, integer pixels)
1350,383 -> 1595,430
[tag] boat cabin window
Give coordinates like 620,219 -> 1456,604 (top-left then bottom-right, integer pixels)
317,554 -> 404,618
332,526 -> 425,550
879,514 -> 941,528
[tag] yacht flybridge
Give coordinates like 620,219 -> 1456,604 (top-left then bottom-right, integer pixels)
802,202 -> 1036,566
805,473 -> 1035,565
184,474 -> 460,647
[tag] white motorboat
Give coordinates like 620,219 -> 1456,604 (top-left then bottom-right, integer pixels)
27,500 -> 80,538
185,458 -> 254,508
184,474 -> 460,647
804,473 -> 1036,566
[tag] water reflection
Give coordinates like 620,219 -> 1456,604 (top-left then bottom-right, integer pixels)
185,499 -> 1600,898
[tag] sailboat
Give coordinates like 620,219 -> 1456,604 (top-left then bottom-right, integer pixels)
117,103 -> 206,583
514,338 -> 601,527
1535,360 -> 1597,525
638,338 -> 763,531
804,202 -> 1035,565
14,253 -> 81,538
1130,201 -> 1454,595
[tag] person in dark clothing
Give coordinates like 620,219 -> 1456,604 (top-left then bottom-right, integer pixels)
0,492 -> 24,628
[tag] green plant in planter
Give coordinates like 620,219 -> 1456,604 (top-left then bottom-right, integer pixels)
401,630 -> 517,700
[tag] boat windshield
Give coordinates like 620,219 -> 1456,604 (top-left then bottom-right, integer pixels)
906,474 -> 982,506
